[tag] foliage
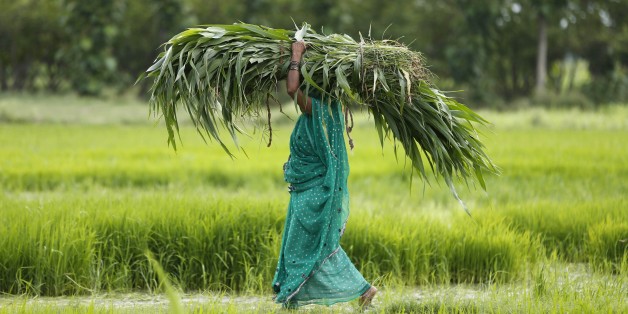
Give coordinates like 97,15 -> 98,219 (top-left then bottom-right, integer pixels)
141,23 -> 499,204
0,0 -> 65,91
113,0 -> 188,92
1,0 -> 627,105
56,0 -> 124,95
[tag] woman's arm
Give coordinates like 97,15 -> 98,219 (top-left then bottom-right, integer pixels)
286,41 -> 312,115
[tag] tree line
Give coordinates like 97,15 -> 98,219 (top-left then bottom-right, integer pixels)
1,0 -> 626,106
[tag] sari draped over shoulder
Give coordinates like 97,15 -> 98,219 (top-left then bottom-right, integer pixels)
272,97 -> 370,307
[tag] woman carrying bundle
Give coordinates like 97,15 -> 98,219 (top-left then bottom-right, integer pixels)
271,40 -> 378,309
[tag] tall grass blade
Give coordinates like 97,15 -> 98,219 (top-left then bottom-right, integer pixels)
146,251 -> 184,314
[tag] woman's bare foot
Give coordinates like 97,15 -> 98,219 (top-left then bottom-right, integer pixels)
358,286 -> 378,308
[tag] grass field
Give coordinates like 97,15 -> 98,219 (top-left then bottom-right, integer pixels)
0,94 -> 626,313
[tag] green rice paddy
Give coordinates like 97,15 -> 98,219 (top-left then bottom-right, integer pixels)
0,95 -> 626,312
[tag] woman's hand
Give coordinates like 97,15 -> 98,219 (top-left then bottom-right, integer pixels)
291,41 -> 306,56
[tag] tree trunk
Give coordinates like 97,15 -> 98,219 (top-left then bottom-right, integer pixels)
511,44 -> 519,97
567,56 -> 577,92
535,13 -> 548,94
0,60 -> 6,91
46,62 -> 60,92
500,60 -> 512,100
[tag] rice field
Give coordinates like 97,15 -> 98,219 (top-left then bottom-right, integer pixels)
0,95 -> 626,313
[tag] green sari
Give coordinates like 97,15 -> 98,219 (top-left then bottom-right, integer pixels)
272,97 -> 371,307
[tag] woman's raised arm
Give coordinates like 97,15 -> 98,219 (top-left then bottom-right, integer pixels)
286,41 -> 312,115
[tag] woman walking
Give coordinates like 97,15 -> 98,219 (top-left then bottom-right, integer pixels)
271,40 -> 377,309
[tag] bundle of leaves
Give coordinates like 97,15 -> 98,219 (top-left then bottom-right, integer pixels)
140,23 -> 498,208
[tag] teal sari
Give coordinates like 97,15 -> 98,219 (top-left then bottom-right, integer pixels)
272,98 -> 371,307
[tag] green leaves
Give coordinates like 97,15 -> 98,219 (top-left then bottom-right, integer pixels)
143,22 -> 499,203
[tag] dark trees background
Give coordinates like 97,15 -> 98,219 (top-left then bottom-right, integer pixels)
0,0 -> 626,106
